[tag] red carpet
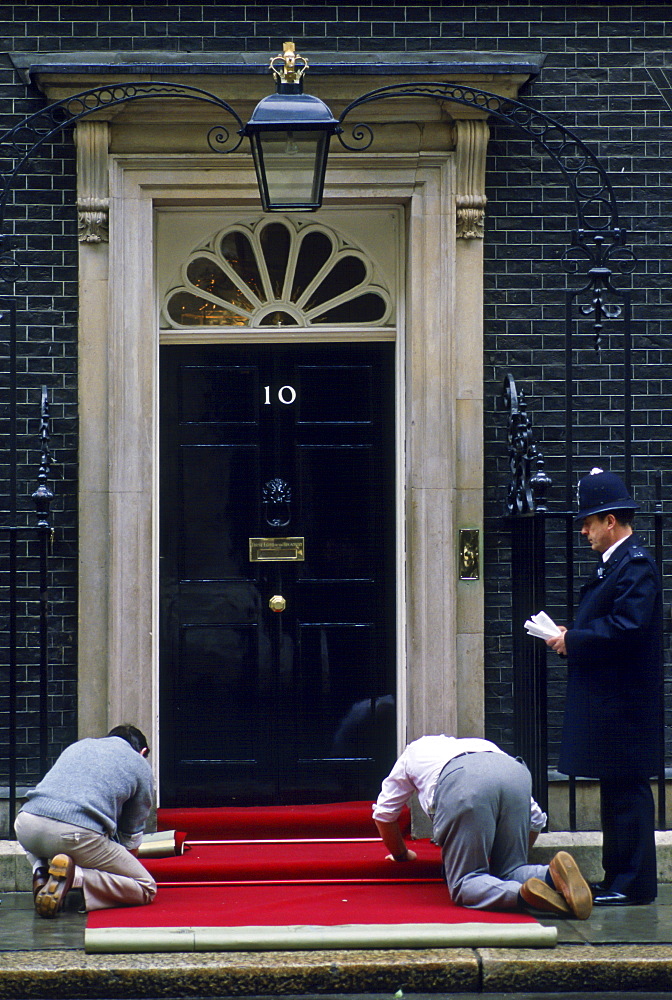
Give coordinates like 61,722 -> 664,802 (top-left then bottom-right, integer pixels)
155,800 -> 397,839
143,837 -> 443,883
85,802 -> 556,953
88,881 -> 534,928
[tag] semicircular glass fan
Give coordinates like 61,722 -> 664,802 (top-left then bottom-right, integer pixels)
162,217 -> 392,329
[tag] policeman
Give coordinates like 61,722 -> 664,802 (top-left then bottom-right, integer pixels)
546,469 -> 663,905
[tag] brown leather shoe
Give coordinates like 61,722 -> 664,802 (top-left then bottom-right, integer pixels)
549,850 -> 593,920
520,877 -> 571,916
32,866 -> 49,901
35,854 -> 75,918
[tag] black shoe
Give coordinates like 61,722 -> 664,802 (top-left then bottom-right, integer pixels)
592,889 -> 655,906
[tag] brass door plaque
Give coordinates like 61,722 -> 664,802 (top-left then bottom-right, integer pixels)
249,537 -> 305,562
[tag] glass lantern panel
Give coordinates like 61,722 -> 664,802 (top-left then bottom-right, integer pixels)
257,131 -> 327,209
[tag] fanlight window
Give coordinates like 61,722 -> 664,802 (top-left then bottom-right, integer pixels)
162,218 -> 392,328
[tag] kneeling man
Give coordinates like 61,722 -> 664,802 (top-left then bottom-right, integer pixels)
15,725 -> 157,917
373,734 -> 591,919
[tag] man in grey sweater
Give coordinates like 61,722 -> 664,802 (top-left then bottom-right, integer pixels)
14,725 -> 157,917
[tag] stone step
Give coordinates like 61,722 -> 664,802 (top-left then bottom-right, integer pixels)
3,832 -> 672,891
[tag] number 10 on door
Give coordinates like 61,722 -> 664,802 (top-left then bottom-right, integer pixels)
264,385 -> 297,405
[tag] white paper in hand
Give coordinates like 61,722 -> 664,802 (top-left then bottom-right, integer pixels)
524,611 -> 562,639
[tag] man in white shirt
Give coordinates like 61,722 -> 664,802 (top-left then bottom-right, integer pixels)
373,734 -> 592,918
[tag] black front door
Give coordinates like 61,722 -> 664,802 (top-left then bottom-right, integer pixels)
159,342 -> 396,806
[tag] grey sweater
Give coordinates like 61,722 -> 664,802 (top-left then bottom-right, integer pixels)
21,736 -> 154,849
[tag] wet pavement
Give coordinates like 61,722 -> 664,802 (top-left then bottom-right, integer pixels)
2,886 -> 672,996
4,883 -> 672,951
1,888 -> 85,950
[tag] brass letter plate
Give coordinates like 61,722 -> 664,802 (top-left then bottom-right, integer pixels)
249,537 -> 305,562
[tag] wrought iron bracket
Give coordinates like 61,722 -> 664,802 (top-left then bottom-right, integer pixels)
338,82 -> 636,346
0,81 -> 245,248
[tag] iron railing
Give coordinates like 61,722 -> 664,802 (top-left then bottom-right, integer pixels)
1,371 -> 53,834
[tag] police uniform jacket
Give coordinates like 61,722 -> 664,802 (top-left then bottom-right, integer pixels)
558,533 -> 663,780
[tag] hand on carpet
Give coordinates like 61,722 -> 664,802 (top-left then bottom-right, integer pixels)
385,849 -> 417,862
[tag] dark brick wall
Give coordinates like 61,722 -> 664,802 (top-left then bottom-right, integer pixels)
0,32 -> 78,779
477,5 -> 672,769
0,3 -> 670,783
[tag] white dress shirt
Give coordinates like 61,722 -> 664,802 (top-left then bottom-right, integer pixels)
601,533 -> 629,563
372,734 -> 547,831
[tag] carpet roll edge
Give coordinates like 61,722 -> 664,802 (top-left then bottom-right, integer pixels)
85,921 -> 557,953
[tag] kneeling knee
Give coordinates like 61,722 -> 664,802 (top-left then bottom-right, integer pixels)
141,879 -> 157,904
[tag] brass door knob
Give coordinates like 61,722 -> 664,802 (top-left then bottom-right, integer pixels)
269,594 -> 286,612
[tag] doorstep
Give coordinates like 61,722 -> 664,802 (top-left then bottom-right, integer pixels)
3,832 -> 672,892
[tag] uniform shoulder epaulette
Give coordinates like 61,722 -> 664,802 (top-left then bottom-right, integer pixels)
629,547 -> 647,560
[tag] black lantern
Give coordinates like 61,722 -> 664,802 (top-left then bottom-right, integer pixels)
241,42 -> 341,212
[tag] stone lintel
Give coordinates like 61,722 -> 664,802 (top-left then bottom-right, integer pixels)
10,48 -> 545,84
11,50 -> 540,128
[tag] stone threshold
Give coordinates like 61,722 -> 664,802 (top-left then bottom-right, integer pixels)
4,832 -> 672,892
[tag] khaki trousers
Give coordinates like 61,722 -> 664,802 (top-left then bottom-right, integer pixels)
432,751 -> 547,910
15,811 -> 157,911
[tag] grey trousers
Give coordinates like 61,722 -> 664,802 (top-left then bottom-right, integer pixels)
14,811 -> 157,911
431,751 -> 548,910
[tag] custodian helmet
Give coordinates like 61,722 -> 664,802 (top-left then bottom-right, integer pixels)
575,468 -> 639,522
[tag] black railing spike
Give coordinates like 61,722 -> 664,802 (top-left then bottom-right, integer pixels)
32,386 -> 54,530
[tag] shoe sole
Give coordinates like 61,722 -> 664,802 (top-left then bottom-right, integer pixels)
34,854 -> 72,919
520,878 -> 571,916
32,868 -> 49,902
550,851 -> 593,919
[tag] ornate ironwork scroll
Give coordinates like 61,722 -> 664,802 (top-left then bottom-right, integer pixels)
0,81 -> 245,242
500,374 -> 551,810
0,77 -> 636,347
4,386 -> 55,830
561,232 -> 636,351
338,82 -> 636,345
500,374 -> 552,516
